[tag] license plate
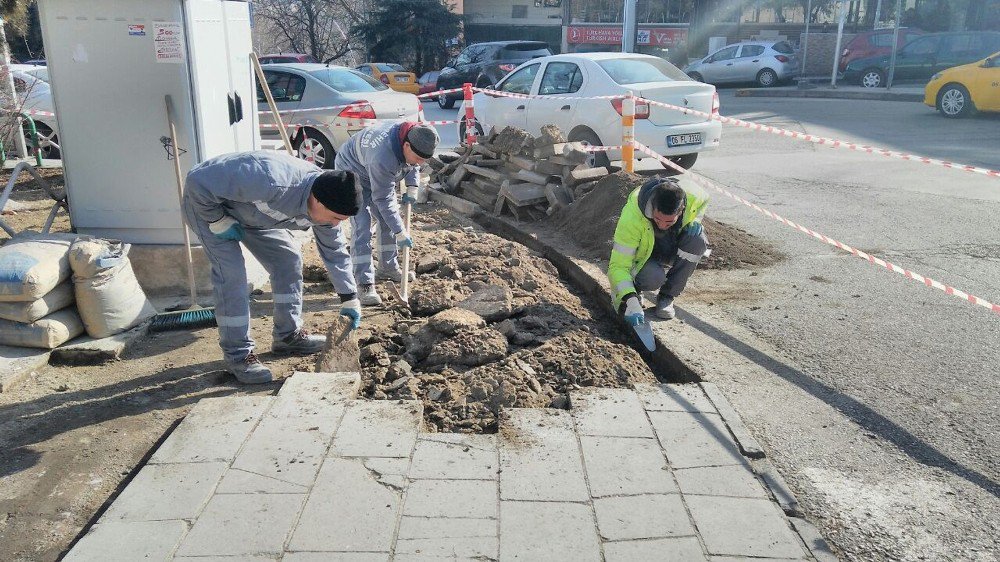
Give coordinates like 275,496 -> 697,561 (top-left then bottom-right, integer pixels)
394,76 -> 409,83
667,133 -> 702,147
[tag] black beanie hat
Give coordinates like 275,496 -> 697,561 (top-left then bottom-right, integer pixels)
311,170 -> 361,216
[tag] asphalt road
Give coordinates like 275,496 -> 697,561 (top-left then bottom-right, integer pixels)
426,94 -> 1000,560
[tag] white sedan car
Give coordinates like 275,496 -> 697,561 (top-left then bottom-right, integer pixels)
458,52 -> 721,169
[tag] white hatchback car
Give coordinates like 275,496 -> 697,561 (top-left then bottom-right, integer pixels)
458,52 -> 721,169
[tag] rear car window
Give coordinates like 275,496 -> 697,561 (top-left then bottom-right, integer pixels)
598,57 -> 689,84
376,63 -> 406,72
310,68 -> 388,92
497,44 -> 552,60
772,41 -> 794,54
741,45 -> 765,57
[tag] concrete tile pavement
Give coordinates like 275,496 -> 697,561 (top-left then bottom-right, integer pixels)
63,374 -> 835,561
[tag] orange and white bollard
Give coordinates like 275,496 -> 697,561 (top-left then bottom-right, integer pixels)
621,91 -> 635,173
463,82 -> 476,146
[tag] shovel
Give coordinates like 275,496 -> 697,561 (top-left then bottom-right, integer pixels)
387,183 -> 413,305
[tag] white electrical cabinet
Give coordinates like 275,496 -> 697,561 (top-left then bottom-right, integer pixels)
37,0 -> 260,244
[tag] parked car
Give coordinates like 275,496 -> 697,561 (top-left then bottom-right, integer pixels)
1,66 -> 60,159
459,53 -> 722,170
436,41 -> 553,108
839,28 -> 923,72
258,53 -> 318,65
354,63 -> 419,95
844,31 -> 1000,88
683,40 -> 799,87
256,63 -> 422,168
418,70 -> 440,96
924,51 -> 1000,118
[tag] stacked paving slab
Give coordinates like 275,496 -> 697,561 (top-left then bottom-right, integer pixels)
64,372 -> 830,561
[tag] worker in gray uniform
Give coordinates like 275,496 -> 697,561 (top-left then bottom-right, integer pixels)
183,151 -> 363,384
335,121 -> 439,305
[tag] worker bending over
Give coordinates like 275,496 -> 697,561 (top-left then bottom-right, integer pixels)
183,151 -> 362,384
608,176 -> 709,325
335,121 -> 439,305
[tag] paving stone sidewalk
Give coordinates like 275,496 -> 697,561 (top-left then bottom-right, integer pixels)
63,372 -> 837,561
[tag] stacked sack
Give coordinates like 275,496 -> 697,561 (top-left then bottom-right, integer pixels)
0,234 -> 157,349
0,233 -> 85,348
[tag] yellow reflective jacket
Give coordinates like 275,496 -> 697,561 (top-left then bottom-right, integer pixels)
608,180 -> 708,309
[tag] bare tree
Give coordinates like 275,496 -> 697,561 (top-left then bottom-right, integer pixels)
252,0 -> 370,64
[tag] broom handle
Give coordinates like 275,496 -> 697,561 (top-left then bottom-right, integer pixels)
251,52 -> 295,156
164,95 -> 199,308
400,199 -> 412,300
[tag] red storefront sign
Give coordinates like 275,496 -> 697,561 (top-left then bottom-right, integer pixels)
566,26 -> 687,47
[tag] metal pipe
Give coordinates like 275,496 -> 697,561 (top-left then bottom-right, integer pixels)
886,0 -> 902,89
800,0 -> 813,82
622,0 -> 637,53
831,1 -> 848,87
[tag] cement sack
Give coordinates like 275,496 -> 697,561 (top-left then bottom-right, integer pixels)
0,233 -> 78,302
0,308 -> 84,349
69,238 -> 156,338
0,282 -> 75,323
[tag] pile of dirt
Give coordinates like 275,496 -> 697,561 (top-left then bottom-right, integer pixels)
552,171 -> 783,270
350,208 -> 656,433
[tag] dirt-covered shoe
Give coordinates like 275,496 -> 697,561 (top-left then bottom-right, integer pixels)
226,352 -> 273,384
655,295 -> 676,320
271,329 -> 326,356
375,267 -> 416,283
360,284 -> 382,306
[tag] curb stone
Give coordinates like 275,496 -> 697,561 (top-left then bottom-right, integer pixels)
735,87 -> 922,102
752,458 -> 802,517
790,516 -> 842,562
700,382 -> 766,459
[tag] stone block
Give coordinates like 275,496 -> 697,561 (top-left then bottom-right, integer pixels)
457,284 -> 513,322
604,537 -> 707,562
278,371 -> 361,402
403,479 -> 497,519
409,434 -> 498,480
283,555 -> 389,562
674,464 -> 767,498
363,457 -> 410,490
330,400 -> 422,458
648,411 -> 744,469
499,409 -> 589,502
288,457 -> 400,552
49,323 -> 147,365
398,516 -> 497,540
685,495 -> 806,559
701,382 -> 766,459
175,493 -> 305,557
149,396 -> 271,464
636,383 -> 716,412
395,516 -> 498,560
215,468 -> 308,494
579,436 -> 675,497
499,501 -> 600,562
100,461 -> 226,522
572,388 -> 655,438
593,494 -> 694,541
63,520 -> 187,562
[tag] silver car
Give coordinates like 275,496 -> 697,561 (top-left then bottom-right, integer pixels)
684,41 -> 800,87
257,63 -> 422,168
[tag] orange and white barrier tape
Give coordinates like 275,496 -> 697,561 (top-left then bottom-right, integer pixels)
634,141 -> 1000,316
417,87 -> 465,99
640,98 -> 1000,179
473,87 -> 623,102
1,108 -> 56,117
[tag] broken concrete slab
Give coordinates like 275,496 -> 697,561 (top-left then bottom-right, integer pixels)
315,316 -> 361,373
49,323 -> 148,366
99,461 -> 227,522
330,400 -> 423,458
593,494 -> 694,541
457,284 -> 513,322
685,495 -> 807,559
175,493 -> 306,557
427,307 -> 486,335
149,396 -> 272,464
63,520 -> 188,562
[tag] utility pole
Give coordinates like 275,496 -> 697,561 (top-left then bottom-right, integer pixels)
561,0 -> 572,53
886,0 -> 901,89
799,0 -> 813,87
873,0 -> 883,28
622,0 -> 637,53
0,17 -> 28,161
831,1 -> 848,87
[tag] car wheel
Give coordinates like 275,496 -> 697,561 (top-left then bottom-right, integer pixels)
295,128 -> 335,169
25,124 -> 60,159
937,84 -> 974,118
860,68 -> 885,88
459,120 -> 485,147
568,128 -> 611,169
756,68 -> 778,87
688,72 -> 703,83
438,93 -> 455,109
670,153 -> 698,171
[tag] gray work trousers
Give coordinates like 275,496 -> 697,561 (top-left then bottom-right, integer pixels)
182,204 -> 304,364
634,231 -> 709,299
350,188 -> 399,286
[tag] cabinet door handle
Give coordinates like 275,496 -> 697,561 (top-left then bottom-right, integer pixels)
227,94 -> 237,125
234,92 -> 244,122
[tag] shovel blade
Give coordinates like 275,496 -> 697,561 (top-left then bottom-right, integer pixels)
632,321 -> 656,352
387,281 -> 408,305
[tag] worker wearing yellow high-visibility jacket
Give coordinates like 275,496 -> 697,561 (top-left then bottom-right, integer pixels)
608,177 -> 709,324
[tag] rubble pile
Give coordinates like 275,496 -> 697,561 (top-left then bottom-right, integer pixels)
426,125 -> 611,220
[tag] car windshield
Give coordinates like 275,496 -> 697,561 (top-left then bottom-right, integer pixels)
497,44 -> 552,60
597,57 -> 690,84
772,41 -> 794,54
310,68 -> 388,92
376,63 -> 405,72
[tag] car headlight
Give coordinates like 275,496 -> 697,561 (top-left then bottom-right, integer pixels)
930,72 -> 942,81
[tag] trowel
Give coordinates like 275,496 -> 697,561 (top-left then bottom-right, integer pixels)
632,320 -> 656,352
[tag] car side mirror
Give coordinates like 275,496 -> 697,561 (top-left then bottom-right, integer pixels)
983,58 -> 995,68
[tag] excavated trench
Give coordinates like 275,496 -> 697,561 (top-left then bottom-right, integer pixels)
310,206 -> 673,434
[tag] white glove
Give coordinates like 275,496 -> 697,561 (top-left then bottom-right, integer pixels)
395,231 -> 413,249
208,216 -> 244,241
623,296 -> 645,326
340,298 -> 361,330
402,183 -> 419,204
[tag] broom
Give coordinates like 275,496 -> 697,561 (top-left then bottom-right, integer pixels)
149,95 -> 216,332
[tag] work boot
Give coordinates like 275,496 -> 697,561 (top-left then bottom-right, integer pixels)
271,328 -> 326,356
655,295 -> 676,320
360,284 -> 382,306
375,267 -> 416,283
226,352 -> 273,384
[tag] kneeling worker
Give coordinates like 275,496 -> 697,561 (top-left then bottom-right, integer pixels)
183,151 -> 363,384
609,176 -> 709,325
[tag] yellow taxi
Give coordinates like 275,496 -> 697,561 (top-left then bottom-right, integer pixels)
355,63 -> 419,95
924,51 -> 1000,118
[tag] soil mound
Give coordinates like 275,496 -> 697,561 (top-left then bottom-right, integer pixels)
555,171 -> 643,256
702,218 -> 785,270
